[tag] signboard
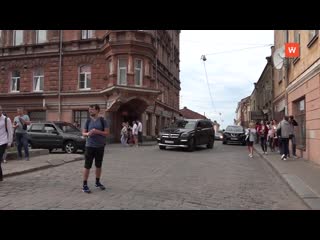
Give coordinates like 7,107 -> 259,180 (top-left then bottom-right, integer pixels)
250,111 -> 264,120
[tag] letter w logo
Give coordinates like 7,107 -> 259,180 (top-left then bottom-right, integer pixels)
285,43 -> 300,58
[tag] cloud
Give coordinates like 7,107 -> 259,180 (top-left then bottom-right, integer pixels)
180,30 -> 274,129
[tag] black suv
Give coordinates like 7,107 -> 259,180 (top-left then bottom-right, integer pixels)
222,125 -> 246,145
157,119 -> 215,152
27,121 -> 86,153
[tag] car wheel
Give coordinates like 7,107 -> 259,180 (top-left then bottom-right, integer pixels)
187,138 -> 195,152
207,138 -> 214,149
64,141 -> 77,154
159,145 -> 166,150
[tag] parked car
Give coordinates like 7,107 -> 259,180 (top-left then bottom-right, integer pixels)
27,121 -> 86,153
157,119 -> 215,152
222,125 -> 246,145
215,131 -> 223,141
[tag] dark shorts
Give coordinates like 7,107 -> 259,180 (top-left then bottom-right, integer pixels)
247,141 -> 254,147
84,146 -> 105,169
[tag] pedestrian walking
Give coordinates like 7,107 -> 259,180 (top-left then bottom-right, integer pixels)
0,106 -> 13,181
13,108 -> 31,161
132,120 -> 138,147
289,115 -> 298,158
277,116 -> 291,161
82,104 -> 109,193
257,120 -> 269,155
120,122 -> 128,146
245,122 -> 257,158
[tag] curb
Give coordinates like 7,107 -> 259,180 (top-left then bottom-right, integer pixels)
253,146 -> 319,210
3,156 -> 85,178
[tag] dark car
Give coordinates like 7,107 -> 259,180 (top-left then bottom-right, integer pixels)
157,119 -> 215,152
222,125 -> 246,145
27,121 -> 86,153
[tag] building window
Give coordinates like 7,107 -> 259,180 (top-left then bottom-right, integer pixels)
74,110 -> 89,129
284,30 -> 288,43
293,31 -> 300,64
0,30 -> 2,46
109,59 -> 113,75
11,70 -> 20,92
307,30 -> 318,48
134,59 -> 142,86
36,30 -> 47,44
294,98 -> 306,149
13,30 -> 23,46
118,58 -> 127,85
33,68 -> 44,92
81,30 -> 94,39
79,65 -> 91,90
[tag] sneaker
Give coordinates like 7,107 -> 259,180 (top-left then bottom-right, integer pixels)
82,185 -> 91,193
293,155 -> 299,159
95,182 -> 106,190
265,152 -> 268,155
281,154 -> 285,160
283,158 -> 287,161
25,157 -> 29,161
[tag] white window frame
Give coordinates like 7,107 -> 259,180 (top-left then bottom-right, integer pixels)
11,71 -> 20,92
79,65 -> 91,90
33,68 -> 44,92
0,30 -> 2,46
134,59 -> 143,86
81,30 -> 94,39
118,58 -> 127,85
36,30 -> 47,44
109,60 -> 113,75
13,30 -> 23,46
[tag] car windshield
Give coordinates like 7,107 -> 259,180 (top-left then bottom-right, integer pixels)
55,123 -> 80,133
171,120 -> 197,129
226,126 -> 244,132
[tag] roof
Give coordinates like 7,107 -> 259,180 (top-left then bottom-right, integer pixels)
179,107 -> 207,120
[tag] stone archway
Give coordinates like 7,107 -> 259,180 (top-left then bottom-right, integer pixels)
113,98 -> 149,142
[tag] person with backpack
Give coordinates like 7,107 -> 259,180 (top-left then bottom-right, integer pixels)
13,108 -> 31,161
81,104 -> 109,193
245,122 -> 257,158
0,106 -> 13,181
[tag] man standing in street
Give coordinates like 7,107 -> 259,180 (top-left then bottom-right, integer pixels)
0,106 -> 13,181
289,115 -> 298,158
277,116 -> 291,161
137,119 -> 143,145
82,104 -> 109,193
13,108 -> 31,161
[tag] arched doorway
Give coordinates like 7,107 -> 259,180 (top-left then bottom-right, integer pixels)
115,98 -> 149,142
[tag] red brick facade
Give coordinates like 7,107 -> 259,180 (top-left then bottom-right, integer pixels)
0,30 -> 181,142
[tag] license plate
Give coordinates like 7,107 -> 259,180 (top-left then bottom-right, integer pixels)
165,140 -> 174,144
231,138 -> 238,140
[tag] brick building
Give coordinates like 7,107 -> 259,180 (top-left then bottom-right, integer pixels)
273,30 -> 320,163
0,30 -> 181,142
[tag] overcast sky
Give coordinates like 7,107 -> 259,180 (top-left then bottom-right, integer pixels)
179,30 -> 274,129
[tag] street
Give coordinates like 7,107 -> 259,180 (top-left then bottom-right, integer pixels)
0,142 -> 308,209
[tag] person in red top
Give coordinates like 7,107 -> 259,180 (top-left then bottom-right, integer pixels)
257,120 -> 269,154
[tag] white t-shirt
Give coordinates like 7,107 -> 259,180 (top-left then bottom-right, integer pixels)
137,121 -> 142,133
132,123 -> 138,135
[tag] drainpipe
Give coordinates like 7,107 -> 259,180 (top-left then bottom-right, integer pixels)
58,30 -> 63,121
155,30 -> 158,90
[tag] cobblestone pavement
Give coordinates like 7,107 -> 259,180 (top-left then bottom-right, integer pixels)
0,142 -> 308,209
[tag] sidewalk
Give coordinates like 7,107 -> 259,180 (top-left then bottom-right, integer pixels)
2,142 -> 157,178
3,152 -> 84,178
254,144 -> 320,210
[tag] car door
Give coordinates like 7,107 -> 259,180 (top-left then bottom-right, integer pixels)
43,124 -> 63,148
195,121 -> 205,145
28,123 -> 45,148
